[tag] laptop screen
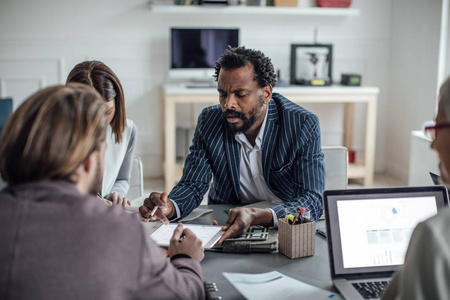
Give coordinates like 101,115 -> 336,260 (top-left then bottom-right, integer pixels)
324,186 -> 448,278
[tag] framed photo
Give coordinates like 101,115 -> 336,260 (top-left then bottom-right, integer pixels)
290,44 -> 333,86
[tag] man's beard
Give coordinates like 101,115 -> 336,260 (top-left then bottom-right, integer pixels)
222,108 -> 258,135
89,157 -> 103,196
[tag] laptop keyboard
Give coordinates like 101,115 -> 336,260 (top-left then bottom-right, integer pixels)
352,281 -> 389,299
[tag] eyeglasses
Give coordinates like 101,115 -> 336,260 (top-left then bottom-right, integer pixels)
423,122 -> 450,141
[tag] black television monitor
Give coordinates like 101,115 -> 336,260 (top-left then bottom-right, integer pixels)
170,28 -> 239,81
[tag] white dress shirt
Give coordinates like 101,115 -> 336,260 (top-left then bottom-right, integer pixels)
172,107 -> 283,227
234,106 -> 282,228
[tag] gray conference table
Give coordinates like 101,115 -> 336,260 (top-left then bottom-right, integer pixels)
180,204 -> 336,300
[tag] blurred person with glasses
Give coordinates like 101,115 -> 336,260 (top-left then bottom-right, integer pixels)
382,77 -> 450,300
423,120 -> 450,141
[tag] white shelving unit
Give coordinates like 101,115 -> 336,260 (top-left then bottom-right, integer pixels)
155,4 -> 364,190
148,5 -> 360,16
163,84 -> 378,191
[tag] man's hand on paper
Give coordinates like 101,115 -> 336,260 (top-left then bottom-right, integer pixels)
139,192 -> 173,225
105,192 -> 131,208
169,223 -> 204,262
217,207 -> 273,243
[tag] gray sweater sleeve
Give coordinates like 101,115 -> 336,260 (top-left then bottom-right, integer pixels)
110,123 -> 137,197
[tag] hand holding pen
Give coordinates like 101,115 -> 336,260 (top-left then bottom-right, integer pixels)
168,223 -> 204,262
138,192 -> 172,225
97,192 -> 131,208
105,192 -> 131,208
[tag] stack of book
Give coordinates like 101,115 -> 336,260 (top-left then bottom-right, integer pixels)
147,0 -> 175,6
201,0 -> 228,5
211,226 -> 277,253
148,0 -> 229,5
174,0 -> 201,5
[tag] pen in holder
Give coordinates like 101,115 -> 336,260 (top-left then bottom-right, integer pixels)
278,217 -> 315,259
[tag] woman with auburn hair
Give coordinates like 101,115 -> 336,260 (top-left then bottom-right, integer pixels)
67,61 -> 137,207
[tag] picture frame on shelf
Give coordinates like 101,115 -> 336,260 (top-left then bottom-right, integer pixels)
290,44 -> 333,86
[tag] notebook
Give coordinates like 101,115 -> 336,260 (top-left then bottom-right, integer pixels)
225,226 -> 268,241
150,224 -> 223,249
323,186 -> 448,300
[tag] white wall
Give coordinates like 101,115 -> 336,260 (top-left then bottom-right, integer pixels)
386,0 -> 443,183
0,0 -> 394,179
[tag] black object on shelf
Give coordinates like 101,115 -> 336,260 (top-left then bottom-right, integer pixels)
200,0 -> 228,5
290,44 -> 333,86
341,73 -> 361,86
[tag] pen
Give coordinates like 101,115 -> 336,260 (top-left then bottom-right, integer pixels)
292,211 -> 300,225
316,229 -> 327,239
293,208 -> 303,225
97,192 -> 112,205
148,206 -> 158,220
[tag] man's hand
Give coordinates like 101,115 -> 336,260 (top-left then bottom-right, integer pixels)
139,192 -> 174,225
217,207 -> 274,243
169,223 -> 204,262
105,192 -> 131,208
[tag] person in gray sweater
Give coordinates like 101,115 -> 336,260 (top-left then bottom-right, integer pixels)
0,84 -> 205,300
382,77 -> 450,300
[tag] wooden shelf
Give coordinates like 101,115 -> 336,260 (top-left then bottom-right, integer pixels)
348,163 -> 366,179
148,5 -> 360,16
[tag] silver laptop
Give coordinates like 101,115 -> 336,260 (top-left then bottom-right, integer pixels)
323,186 -> 448,299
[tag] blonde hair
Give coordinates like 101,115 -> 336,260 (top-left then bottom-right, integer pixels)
0,83 -> 107,185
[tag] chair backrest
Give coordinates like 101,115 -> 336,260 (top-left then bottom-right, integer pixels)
0,176 -> 6,191
322,146 -> 348,190
126,156 -> 144,201
0,98 -> 13,141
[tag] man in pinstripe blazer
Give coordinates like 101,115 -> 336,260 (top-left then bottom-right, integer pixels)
141,46 -> 325,242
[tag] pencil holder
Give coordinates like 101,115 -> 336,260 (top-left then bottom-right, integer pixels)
278,218 -> 315,259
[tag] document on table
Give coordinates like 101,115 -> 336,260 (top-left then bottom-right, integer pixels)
180,207 -> 213,222
150,224 -> 223,249
126,197 -> 213,223
126,206 -> 213,221
223,271 -> 342,300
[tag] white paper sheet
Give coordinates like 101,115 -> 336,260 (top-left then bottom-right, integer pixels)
223,271 -> 342,300
150,224 -> 223,248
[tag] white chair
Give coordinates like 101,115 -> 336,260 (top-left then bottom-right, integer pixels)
322,146 -> 348,190
0,176 -> 6,191
126,156 -> 144,201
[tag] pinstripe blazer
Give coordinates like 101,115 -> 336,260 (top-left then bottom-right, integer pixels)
169,93 -> 326,221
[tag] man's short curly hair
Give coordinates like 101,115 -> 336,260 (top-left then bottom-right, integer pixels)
213,46 -> 277,88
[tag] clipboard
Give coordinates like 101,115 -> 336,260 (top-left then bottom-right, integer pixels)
150,224 -> 224,249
